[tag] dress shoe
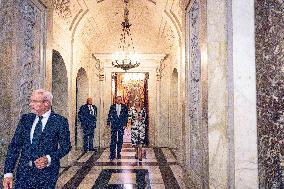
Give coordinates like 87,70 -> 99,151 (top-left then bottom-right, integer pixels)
89,148 -> 97,152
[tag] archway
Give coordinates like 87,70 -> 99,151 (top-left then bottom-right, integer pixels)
52,50 -> 68,117
75,67 -> 89,149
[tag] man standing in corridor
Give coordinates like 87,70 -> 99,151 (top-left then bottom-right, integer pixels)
78,98 -> 97,152
3,89 -> 71,189
107,96 -> 128,160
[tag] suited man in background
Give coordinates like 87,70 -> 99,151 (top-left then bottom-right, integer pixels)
78,98 -> 97,152
3,89 -> 71,189
107,96 -> 128,160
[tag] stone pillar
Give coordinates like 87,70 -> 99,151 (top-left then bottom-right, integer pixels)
155,72 -> 161,147
98,72 -> 105,148
207,0 -> 229,187
185,0 -> 208,188
231,0 -> 258,188
0,0 -> 48,174
207,0 -> 258,188
255,0 -> 284,188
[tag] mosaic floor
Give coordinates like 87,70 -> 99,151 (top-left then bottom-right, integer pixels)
56,143 -> 186,189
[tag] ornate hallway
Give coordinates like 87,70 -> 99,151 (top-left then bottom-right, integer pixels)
56,144 -> 185,189
1,0 -> 284,188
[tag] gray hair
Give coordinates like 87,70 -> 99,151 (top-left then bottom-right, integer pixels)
33,89 -> 53,105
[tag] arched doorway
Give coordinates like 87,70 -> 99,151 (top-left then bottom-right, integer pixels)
111,72 -> 149,145
75,67 -> 89,150
52,50 -> 68,117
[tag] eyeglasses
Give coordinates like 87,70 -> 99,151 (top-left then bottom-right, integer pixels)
29,100 -> 46,104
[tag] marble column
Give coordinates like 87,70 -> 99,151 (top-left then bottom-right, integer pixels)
231,0 -> 258,188
255,0 -> 284,188
207,0 -> 258,188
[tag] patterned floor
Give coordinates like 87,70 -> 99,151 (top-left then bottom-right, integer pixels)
56,143 -> 186,189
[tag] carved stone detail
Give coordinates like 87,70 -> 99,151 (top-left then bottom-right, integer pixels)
92,54 -> 105,81
156,54 -> 169,80
53,0 -> 71,19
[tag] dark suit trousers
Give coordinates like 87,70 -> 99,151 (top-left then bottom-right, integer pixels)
15,166 -> 58,189
110,126 -> 124,158
82,125 -> 95,151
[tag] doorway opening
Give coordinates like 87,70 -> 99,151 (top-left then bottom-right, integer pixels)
111,72 -> 149,146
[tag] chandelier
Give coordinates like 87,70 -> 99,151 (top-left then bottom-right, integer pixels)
112,0 -> 140,71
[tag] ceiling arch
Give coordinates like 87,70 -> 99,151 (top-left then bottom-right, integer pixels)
53,0 -> 183,54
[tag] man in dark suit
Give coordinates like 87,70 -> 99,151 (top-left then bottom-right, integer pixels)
107,96 -> 128,160
78,98 -> 97,152
3,89 -> 71,189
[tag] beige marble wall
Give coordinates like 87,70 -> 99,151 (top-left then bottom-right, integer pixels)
158,58 -> 171,147
207,0 -> 229,187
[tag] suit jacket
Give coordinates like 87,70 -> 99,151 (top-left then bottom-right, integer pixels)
4,112 -> 71,183
78,104 -> 97,128
107,104 -> 128,128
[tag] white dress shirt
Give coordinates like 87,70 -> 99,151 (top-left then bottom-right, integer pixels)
30,110 -> 51,143
4,110 -> 52,178
88,105 -> 94,115
116,104 -> 121,116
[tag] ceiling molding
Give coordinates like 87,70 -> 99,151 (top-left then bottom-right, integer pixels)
92,53 -> 167,61
97,0 -> 156,5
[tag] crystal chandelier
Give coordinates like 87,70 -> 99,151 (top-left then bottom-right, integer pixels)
112,0 -> 140,71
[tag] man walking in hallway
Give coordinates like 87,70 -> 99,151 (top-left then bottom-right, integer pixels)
78,97 -> 97,152
3,89 -> 71,189
107,96 -> 128,160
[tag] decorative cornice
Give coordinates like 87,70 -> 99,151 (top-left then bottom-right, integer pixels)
156,54 -> 169,80
92,54 -> 105,81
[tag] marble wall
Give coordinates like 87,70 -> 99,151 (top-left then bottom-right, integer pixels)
52,50 -> 68,118
76,67 -> 89,149
255,0 -> 284,188
0,0 -> 47,175
15,0 -> 47,115
185,0 -> 209,188
0,0 -> 13,174
169,68 -> 179,149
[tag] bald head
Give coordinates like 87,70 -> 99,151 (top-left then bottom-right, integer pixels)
86,98 -> 93,105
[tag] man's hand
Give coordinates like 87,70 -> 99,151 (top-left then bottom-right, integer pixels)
34,156 -> 48,169
138,115 -> 143,121
3,177 -> 13,189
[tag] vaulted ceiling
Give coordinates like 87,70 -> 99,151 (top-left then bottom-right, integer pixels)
53,0 -> 183,54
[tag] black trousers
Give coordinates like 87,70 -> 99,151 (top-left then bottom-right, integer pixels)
82,125 -> 95,151
15,166 -> 58,189
110,127 -> 124,158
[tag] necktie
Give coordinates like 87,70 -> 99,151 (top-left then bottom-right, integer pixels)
89,105 -> 94,115
32,116 -> 43,144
